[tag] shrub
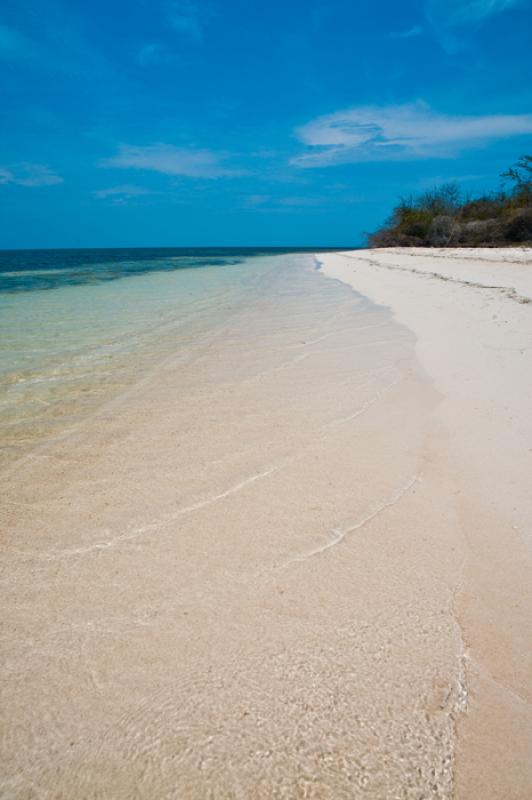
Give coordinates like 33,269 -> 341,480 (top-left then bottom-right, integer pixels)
396,209 -> 433,239
426,215 -> 456,246
454,219 -> 505,246
417,183 -> 461,216
502,155 -> 532,207
504,208 -> 532,242
367,154 -> 532,247
459,193 -> 508,221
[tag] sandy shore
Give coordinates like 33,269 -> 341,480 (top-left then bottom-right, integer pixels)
320,247 -> 532,799
1,249 -> 531,798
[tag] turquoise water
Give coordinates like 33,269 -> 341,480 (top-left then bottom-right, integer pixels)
0,248 -> 319,294
0,248 -> 324,467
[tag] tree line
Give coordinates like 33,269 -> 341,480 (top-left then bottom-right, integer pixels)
368,154 -> 532,247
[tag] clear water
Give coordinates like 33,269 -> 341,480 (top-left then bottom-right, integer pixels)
1,246 -> 463,800
0,248 -> 327,468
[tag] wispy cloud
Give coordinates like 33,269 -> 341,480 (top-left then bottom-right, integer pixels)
93,184 -> 152,203
246,195 -> 322,208
166,1 -> 214,43
244,194 -> 271,207
416,173 -> 488,188
278,196 -> 323,207
137,2 -> 214,66
292,103 -> 532,167
0,163 -> 63,186
426,0 -> 519,27
425,0 -> 521,50
243,194 -> 324,213
102,143 -> 244,179
243,192 -> 361,213
389,24 -> 424,40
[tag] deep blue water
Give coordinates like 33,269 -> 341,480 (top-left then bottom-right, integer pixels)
0,247 -> 343,294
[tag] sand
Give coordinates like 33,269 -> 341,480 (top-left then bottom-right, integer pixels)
1,249 -> 531,798
320,247 -> 532,799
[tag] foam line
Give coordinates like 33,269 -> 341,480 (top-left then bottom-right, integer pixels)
284,475 -> 419,567
46,465 -> 280,559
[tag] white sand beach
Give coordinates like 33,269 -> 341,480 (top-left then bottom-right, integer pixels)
320,247 -> 532,798
1,249 -> 531,798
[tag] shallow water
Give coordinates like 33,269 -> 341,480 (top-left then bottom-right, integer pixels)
1,251 -> 466,798
0,248 -> 323,468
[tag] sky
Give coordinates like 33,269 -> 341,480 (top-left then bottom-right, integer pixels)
1,0 -> 531,248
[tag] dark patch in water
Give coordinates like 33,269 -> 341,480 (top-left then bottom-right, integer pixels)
0,247 -> 347,294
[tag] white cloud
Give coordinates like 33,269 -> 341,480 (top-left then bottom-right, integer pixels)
292,103 -> 532,168
102,143 -> 243,178
0,163 -> 63,186
93,184 -> 152,201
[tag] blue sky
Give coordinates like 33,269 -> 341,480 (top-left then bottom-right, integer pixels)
1,0 -> 531,248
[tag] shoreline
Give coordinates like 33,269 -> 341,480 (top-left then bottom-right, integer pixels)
1,255 -> 466,797
1,248 -> 531,797
318,246 -> 532,799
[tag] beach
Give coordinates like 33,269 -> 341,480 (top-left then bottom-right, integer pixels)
1,247 -> 531,798
320,247 -> 532,798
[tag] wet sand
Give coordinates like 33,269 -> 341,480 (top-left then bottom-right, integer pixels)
320,247 -> 532,799
1,250 -> 528,797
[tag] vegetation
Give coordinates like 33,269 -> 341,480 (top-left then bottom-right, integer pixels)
368,155 -> 532,248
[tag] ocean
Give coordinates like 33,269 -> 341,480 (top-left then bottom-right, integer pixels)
0,247 -> 336,468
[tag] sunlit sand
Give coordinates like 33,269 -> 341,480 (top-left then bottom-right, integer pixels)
2,249 -> 531,798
